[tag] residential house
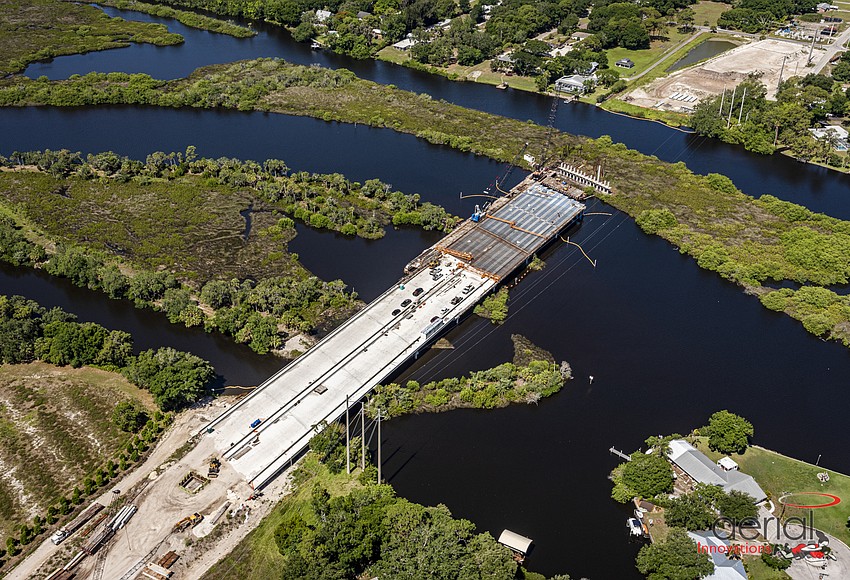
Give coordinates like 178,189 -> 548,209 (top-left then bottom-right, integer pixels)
555,73 -> 597,93
666,440 -> 767,503
687,531 -> 748,580
315,9 -> 332,23
810,125 -> 849,150
615,57 -> 635,68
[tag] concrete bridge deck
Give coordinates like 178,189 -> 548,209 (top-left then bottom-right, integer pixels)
203,180 -> 586,489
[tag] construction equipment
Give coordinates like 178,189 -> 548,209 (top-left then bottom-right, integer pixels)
50,501 -> 104,545
494,142 -> 529,194
537,89 -> 561,170
208,457 -> 221,478
172,512 -> 203,534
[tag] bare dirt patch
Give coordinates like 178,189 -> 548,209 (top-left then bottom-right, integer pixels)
624,39 -> 827,112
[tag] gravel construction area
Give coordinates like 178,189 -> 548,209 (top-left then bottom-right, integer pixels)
623,39 -> 827,112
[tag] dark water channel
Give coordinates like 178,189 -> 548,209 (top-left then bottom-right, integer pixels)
667,39 -> 738,71
17,5 -> 850,220
2,7 -> 850,579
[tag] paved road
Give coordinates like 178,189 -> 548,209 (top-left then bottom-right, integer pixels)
812,24 -> 850,73
758,506 -> 850,580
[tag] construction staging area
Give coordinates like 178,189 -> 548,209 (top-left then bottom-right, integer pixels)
624,38 -> 828,111
25,174 -> 587,580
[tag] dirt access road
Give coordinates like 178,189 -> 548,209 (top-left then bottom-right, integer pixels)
7,398 -> 293,580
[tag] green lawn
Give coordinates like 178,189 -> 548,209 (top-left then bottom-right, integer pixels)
696,440 -> 850,541
743,555 -> 792,580
692,1 -> 730,28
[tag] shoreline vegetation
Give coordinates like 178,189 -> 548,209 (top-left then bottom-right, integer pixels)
0,0 -> 184,76
0,148 -> 458,355
204,449 -> 567,580
366,334 -> 571,418
2,59 -> 849,349
0,294 -> 215,567
81,0 -> 258,38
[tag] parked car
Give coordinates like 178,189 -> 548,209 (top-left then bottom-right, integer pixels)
392,309 -> 401,316
401,299 -> 412,307
413,287 -> 424,296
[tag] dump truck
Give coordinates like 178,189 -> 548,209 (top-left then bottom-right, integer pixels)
208,457 -> 221,478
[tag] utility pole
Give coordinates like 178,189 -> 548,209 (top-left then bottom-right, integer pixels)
807,36 -> 816,66
726,86 -> 736,128
360,404 -> 365,471
376,408 -> 385,484
345,394 -> 350,474
779,55 -> 788,88
738,86 -> 747,124
719,87 -> 726,118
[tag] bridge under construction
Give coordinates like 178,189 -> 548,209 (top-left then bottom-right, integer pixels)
203,175 -> 587,489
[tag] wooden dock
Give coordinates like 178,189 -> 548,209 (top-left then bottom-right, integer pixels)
609,446 -> 631,461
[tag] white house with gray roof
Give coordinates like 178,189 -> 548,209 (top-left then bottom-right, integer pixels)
667,440 -> 766,503
687,531 -> 748,580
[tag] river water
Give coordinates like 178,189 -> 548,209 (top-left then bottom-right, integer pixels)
3,8 -> 850,578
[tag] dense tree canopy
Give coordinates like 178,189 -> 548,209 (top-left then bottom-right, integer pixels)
703,410 -> 754,455
122,347 -> 215,410
636,528 -> 714,580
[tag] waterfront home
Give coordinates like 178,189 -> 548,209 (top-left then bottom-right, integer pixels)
555,73 -> 597,93
687,531 -> 748,580
667,440 -> 767,503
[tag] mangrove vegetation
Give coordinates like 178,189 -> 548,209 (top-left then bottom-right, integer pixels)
0,0 -> 183,75
0,148 -> 459,353
1,60 -> 849,348
366,334 -> 570,418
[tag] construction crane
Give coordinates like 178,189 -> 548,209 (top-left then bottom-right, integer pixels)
494,142 -> 529,193
536,88 -> 562,171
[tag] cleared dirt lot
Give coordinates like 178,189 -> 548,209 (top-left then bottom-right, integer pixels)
624,39 -> 827,112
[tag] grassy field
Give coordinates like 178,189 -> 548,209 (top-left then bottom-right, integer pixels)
204,454 -> 363,579
696,440 -> 850,541
605,29 -> 694,80
0,0 -> 182,75
599,98 -> 690,126
0,170 -> 301,284
0,362 -> 156,539
377,47 -> 540,92
692,1 -> 730,28
743,555 -> 792,579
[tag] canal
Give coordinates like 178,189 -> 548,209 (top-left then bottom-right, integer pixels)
2,7 -> 850,578
18,4 -> 850,220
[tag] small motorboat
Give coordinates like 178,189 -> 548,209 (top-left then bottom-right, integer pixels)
627,518 -> 643,536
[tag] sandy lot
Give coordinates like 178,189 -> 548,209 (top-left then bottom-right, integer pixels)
624,39 -> 827,112
10,397 -> 295,580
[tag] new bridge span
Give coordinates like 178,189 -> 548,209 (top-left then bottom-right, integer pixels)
203,179 -> 586,489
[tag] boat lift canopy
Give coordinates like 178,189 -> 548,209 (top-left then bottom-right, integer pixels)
498,529 -> 533,555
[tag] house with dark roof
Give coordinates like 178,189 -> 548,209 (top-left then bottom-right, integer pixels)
667,440 -> 767,503
615,58 -> 635,68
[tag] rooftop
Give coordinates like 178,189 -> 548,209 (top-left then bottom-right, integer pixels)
668,440 -> 766,503
687,531 -> 748,580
